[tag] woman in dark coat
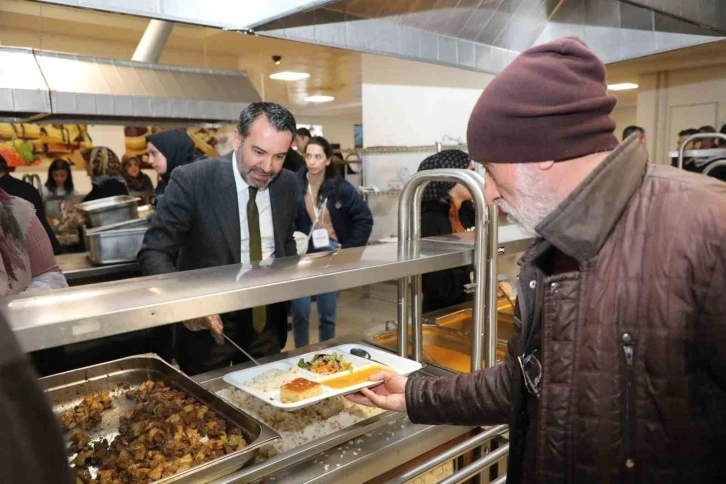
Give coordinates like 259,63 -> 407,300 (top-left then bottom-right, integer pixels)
292,136 -> 373,347
418,150 -> 475,312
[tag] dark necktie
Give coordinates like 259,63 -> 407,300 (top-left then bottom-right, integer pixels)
247,186 -> 266,333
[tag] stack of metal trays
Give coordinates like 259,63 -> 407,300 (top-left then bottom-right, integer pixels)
77,195 -> 141,228
85,218 -> 149,265
40,355 -> 279,483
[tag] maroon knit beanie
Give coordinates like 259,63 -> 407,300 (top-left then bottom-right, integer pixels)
467,37 -> 618,163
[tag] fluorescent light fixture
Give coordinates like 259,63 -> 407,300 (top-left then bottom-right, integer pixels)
607,83 -> 638,91
269,71 -> 310,81
304,95 -> 335,103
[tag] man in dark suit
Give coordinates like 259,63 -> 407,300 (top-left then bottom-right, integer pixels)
138,102 -> 299,375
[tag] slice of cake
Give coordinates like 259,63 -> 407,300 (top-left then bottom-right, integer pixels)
280,378 -> 323,403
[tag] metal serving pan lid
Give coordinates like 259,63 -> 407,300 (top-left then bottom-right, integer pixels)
76,195 -> 141,213
84,217 -> 149,235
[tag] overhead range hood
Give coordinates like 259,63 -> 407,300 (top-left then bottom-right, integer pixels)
0,46 -> 260,125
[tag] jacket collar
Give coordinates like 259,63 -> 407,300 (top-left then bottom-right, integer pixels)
534,135 -> 648,263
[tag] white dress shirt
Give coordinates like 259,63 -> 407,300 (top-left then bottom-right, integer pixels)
232,153 -> 276,263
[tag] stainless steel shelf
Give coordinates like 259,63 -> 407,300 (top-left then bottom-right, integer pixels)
57,252 -> 140,282
5,240 -> 472,352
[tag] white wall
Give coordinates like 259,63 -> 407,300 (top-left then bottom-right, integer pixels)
361,54 -> 494,147
295,113 -> 362,151
359,54 -> 494,240
637,65 -> 726,164
610,105 -> 638,142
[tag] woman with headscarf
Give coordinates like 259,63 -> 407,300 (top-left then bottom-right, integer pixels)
77,147 -> 129,202
122,156 -> 154,194
418,150 -> 475,312
146,130 -> 198,198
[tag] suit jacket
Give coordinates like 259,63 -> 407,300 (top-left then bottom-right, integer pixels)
138,153 -> 299,374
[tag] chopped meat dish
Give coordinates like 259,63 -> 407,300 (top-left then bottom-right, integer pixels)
71,380 -> 246,484
59,393 -> 113,431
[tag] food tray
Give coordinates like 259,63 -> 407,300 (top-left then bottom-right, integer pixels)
77,195 -> 140,228
223,344 -> 422,411
39,354 -> 279,483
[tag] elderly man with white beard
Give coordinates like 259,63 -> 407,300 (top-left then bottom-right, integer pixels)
348,37 -> 726,484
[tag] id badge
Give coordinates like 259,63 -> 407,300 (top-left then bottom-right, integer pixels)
312,228 -> 331,249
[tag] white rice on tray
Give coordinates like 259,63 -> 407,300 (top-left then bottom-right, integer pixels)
245,367 -> 305,392
217,387 -> 383,460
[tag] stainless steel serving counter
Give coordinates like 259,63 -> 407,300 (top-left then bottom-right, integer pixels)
7,226 -> 534,353
193,334 -> 502,484
57,252 -> 140,283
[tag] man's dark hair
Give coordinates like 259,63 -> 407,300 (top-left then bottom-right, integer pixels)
679,128 -> 699,138
0,155 -> 8,174
296,127 -> 312,139
699,125 -> 716,133
622,126 -> 644,141
237,102 -> 296,138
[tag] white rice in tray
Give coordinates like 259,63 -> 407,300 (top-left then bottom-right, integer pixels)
246,368 -> 304,392
218,387 -> 383,459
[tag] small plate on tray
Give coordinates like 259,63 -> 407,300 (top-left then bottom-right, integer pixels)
223,344 -> 423,411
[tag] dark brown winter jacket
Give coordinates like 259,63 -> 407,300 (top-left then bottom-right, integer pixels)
406,136 -> 726,483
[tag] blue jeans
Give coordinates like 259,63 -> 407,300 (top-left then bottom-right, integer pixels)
292,240 -> 339,348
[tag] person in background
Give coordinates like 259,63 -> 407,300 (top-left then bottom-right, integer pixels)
0,189 -> 67,295
291,136 -> 373,348
44,159 -> 75,198
698,125 -> 717,149
672,128 -> 702,171
417,150 -> 475,312
284,147 -> 304,172
77,147 -> 129,202
43,159 -> 81,242
0,155 -> 61,254
147,129 -> 198,199
622,125 -> 645,143
122,156 -> 154,194
139,102 -> 300,375
0,310 -> 73,484
349,37 -> 726,483
294,127 -> 312,154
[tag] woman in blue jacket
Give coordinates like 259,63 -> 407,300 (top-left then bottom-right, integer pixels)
293,136 -> 373,347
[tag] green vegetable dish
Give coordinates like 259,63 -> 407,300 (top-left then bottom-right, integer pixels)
298,352 -> 353,375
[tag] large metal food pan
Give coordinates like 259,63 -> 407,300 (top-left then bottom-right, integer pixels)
39,355 -> 279,484
77,195 -> 140,228
86,226 -> 147,265
371,326 -> 508,373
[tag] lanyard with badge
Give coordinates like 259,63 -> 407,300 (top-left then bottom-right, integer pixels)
307,184 -> 330,249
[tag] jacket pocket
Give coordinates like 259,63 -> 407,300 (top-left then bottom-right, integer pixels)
621,332 -> 636,476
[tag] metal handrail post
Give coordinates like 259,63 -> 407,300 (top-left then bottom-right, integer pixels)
397,169 -> 489,371
485,205 -> 499,369
703,159 -> 726,177
677,133 -> 726,169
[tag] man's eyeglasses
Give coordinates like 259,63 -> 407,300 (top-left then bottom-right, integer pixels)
518,350 -> 542,398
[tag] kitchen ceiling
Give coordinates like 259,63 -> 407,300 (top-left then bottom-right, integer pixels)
0,0 -> 361,118
255,0 -> 724,74
2,0 -> 726,119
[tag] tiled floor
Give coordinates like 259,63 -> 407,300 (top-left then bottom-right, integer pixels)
284,281 -> 398,351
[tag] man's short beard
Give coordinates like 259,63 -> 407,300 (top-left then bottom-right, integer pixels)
237,149 -> 277,190
495,164 -> 561,235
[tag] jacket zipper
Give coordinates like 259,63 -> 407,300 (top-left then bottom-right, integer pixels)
622,332 -> 636,475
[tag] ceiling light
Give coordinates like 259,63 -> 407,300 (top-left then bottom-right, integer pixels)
269,71 -> 310,81
304,95 -> 335,103
607,83 -> 639,91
